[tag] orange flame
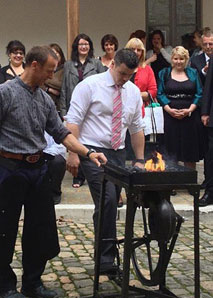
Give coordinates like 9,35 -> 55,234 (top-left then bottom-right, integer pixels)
145,152 -> 165,172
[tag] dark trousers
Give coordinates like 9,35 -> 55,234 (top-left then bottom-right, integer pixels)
80,147 -> 126,265
48,155 -> 66,203
205,128 -> 213,194
0,158 -> 59,292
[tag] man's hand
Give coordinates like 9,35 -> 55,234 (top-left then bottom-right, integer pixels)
201,115 -> 210,126
89,152 -> 107,167
66,152 -> 80,177
203,63 -> 209,74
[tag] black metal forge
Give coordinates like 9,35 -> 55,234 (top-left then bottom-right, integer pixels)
93,162 -> 200,298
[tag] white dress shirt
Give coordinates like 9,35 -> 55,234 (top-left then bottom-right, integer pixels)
65,70 -> 145,149
44,132 -> 66,159
201,53 -> 210,76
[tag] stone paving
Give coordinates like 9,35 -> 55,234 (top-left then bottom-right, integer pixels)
13,215 -> 213,298
13,160 -> 213,297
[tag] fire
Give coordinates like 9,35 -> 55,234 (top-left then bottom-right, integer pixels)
145,152 -> 165,172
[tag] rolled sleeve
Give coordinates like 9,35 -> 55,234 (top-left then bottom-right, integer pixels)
65,80 -> 92,125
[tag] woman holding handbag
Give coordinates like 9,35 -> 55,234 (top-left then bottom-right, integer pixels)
125,37 -> 157,158
157,46 -> 204,169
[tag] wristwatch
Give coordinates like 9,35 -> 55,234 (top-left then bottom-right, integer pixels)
86,148 -> 96,158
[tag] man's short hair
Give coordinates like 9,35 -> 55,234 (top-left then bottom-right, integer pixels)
25,46 -> 58,67
114,48 -> 139,69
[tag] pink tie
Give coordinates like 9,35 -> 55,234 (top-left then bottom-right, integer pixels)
111,85 -> 122,150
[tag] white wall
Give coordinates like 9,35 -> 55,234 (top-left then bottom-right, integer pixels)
0,0 -> 145,66
0,0 -> 67,66
2,0 -> 212,67
202,0 -> 213,29
79,0 -> 146,57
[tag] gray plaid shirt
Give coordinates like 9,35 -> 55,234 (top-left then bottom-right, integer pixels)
0,77 -> 70,154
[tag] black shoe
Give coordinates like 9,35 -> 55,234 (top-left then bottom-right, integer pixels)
199,193 -> 213,207
99,263 -> 122,275
0,290 -> 26,298
200,180 -> 207,190
99,263 -> 123,282
21,285 -> 58,298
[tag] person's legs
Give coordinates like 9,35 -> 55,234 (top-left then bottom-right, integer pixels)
48,155 -> 66,204
80,158 -> 117,265
199,128 -> 213,206
0,167 -> 25,294
21,165 -> 59,292
72,165 -> 85,188
80,148 -> 125,266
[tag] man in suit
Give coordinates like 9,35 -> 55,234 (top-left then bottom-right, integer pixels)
199,56 -> 213,206
191,31 -> 213,191
190,31 -> 213,86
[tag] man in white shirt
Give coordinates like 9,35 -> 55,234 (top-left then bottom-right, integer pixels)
66,49 -> 145,274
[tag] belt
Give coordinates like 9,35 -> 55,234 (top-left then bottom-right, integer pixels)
0,151 -> 43,163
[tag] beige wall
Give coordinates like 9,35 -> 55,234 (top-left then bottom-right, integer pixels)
79,0 -> 146,57
0,0 -> 145,66
1,0 -> 212,67
202,0 -> 213,29
0,0 -> 67,66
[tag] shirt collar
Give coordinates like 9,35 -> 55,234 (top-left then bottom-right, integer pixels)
105,69 -> 126,89
16,76 -> 39,94
204,53 -> 210,63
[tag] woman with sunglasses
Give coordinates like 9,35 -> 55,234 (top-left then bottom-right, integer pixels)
0,40 -> 25,83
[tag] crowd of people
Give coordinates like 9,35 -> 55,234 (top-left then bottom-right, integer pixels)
0,27 -> 213,297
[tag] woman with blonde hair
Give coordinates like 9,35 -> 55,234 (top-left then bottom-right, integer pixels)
157,46 -> 204,169
125,38 -> 157,109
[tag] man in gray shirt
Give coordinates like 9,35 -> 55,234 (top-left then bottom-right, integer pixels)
0,46 -> 106,298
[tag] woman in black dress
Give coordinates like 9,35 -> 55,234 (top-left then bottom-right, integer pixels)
157,46 -> 204,169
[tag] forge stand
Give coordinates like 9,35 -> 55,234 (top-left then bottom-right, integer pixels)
93,163 -> 200,298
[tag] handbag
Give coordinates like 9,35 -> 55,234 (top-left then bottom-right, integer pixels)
143,93 -> 164,136
144,93 -> 164,158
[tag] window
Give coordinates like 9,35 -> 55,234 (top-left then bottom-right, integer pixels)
146,0 -> 201,47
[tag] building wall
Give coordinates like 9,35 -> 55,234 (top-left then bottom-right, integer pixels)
0,0 -> 212,66
0,0 -> 67,66
0,0 -> 145,66
79,0 -> 146,57
202,0 -> 213,28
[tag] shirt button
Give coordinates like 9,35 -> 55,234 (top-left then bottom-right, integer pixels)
1,234 -> 6,237
1,210 -> 5,213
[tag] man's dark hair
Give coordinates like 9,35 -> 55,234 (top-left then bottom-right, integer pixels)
6,40 -> 25,56
25,46 -> 58,67
129,30 -> 146,41
71,33 -> 94,62
114,48 -> 139,69
101,34 -> 119,52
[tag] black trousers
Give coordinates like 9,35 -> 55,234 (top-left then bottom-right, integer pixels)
80,147 -> 126,265
0,158 -> 59,292
205,128 -> 213,194
48,155 -> 66,203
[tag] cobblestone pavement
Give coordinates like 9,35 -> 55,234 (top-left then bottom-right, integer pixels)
14,215 -> 213,298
